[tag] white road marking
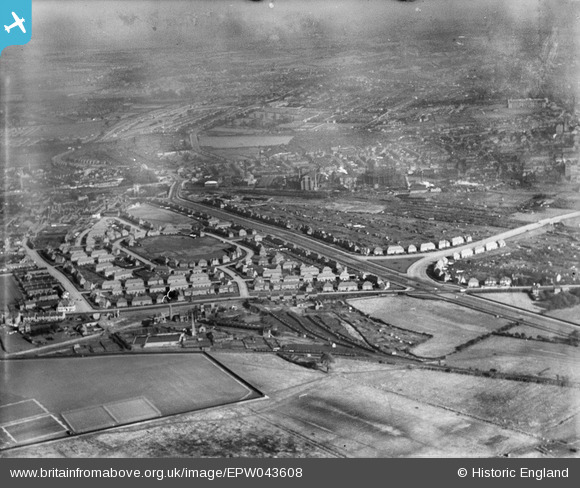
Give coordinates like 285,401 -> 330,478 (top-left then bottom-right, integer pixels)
1,426 -> 17,444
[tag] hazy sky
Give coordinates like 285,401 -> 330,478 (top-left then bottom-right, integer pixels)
0,0 -> 577,105
22,0 -> 577,52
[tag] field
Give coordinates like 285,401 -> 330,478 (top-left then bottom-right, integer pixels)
335,366 -> 580,441
127,203 -> 194,227
508,319 -> 579,342
324,201 -> 385,214
132,235 -> 232,262
480,292 -> 543,313
0,353 -> 261,450
546,304 -> 580,325
510,208 -> 578,223
198,134 -> 294,148
446,336 -> 580,384
348,296 -> 510,358
370,256 -> 423,273
4,353 -> 548,458
0,275 -> 23,309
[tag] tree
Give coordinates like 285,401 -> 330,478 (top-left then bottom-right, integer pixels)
568,330 -> 580,347
320,352 -> 335,373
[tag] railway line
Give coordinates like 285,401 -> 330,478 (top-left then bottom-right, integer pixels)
170,181 -> 580,336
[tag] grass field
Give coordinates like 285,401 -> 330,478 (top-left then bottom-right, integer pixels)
128,203 -> 194,227
480,292 -> 543,313
0,275 -> 23,309
446,336 -> 580,384
214,354 -> 535,457
370,256 -> 424,273
198,134 -> 294,148
508,320 -> 579,341
348,296 -> 510,358
0,353 -> 261,449
133,235 -> 232,262
337,366 -> 580,439
2,353 -> 558,458
545,304 -> 580,325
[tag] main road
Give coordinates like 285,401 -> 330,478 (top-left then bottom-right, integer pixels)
171,181 -> 580,331
24,244 -> 94,313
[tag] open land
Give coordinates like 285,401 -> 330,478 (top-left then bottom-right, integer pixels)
0,275 -> 23,310
198,135 -> 294,148
348,296 -> 511,358
479,292 -> 544,313
446,336 -> 580,384
0,354 -> 261,450
545,305 -> 580,325
2,353 -> 556,458
338,366 -> 580,442
508,318 -> 580,341
127,203 -> 194,227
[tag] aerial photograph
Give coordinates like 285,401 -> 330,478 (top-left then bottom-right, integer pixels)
0,0 -> 579,458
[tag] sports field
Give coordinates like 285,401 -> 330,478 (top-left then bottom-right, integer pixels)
0,353 -> 261,449
133,235 -> 232,262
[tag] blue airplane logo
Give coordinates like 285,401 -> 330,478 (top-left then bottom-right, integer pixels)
1,1 -> 32,57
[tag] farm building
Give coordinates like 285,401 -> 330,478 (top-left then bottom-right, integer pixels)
407,244 -> 417,254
